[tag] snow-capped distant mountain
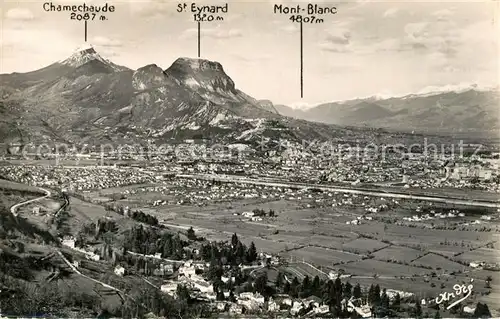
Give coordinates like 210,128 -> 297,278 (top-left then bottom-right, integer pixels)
276,86 -> 499,136
59,44 -> 129,72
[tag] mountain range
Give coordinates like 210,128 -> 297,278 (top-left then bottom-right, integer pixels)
0,45 -> 497,152
1,45 -> 356,149
275,88 -> 499,136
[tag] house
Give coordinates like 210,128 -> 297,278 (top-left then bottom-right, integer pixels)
161,282 -> 178,295
267,298 -> 280,312
215,301 -> 227,311
179,262 -> 197,278
191,280 -> 214,296
463,306 -> 476,314
314,305 -> 330,314
221,276 -> 234,284
62,237 -> 76,249
237,292 -> 265,311
328,271 -> 338,280
154,263 -> 174,276
242,211 -> 254,218
229,304 -> 243,315
114,265 -> 125,276
304,295 -> 322,308
85,252 -> 100,261
469,261 -> 484,268
290,301 -> 305,316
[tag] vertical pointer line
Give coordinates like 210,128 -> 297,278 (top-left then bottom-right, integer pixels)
84,20 -> 88,42
299,21 -> 303,98
197,21 -> 201,58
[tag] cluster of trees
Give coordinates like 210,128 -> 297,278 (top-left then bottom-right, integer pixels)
198,233 -> 258,266
129,210 -> 159,226
103,203 -> 159,226
252,208 -> 276,217
272,273 -> 409,317
186,226 -> 205,241
123,225 -> 187,259
76,219 -> 119,247
196,234 -> 261,301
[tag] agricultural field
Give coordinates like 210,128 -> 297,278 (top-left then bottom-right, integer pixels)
341,238 -> 389,254
372,246 -> 424,263
283,246 -> 360,266
411,253 -> 468,273
454,248 -> 500,264
338,259 -> 432,277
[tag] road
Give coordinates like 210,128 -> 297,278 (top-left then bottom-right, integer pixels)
9,187 -> 51,217
56,251 -> 123,293
177,174 -> 500,208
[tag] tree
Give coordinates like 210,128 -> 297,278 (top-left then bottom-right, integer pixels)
392,293 -> 401,309
302,276 -> 311,292
216,288 -> 225,301
380,288 -> 390,310
283,281 -> 291,295
290,277 -> 300,298
353,283 -> 362,299
176,284 -> 190,301
246,242 -> 258,263
228,290 -> 236,303
231,233 -> 239,248
254,273 -> 268,296
343,282 -> 353,300
414,301 -> 423,319
275,272 -> 284,289
485,275 -> 492,289
474,302 -> 491,318
368,284 -> 381,306
311,275 -> 321,297
187,227 -> 196,241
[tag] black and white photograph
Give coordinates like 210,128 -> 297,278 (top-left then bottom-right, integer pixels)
0,0 -> 499,318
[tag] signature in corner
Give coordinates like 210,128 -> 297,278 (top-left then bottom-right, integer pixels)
422,280 -> 474,310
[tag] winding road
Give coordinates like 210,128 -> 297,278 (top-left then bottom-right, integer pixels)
9,187 -> 51,217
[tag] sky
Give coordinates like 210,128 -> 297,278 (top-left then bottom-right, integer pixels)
1,0 -> 499,107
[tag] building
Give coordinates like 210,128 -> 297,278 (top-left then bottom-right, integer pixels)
114,265 -> 126,276
62,237 -> 76,249
161,282 -> 178,295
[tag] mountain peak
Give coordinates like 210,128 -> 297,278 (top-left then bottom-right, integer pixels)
74,43 -> 97,54
59,44 -> 128,72
165,57 -> 235,93
170,57 -> 225,72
